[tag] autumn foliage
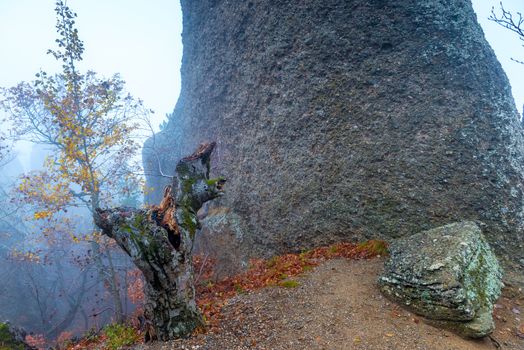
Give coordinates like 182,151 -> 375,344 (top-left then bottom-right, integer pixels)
195,240 -> 388,328
126,269 -> 145,305
1,0 -> 147,218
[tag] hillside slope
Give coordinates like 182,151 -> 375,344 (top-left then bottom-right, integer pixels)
139,258 -> 523,350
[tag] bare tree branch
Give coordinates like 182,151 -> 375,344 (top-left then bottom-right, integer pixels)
490,2 -> 524,64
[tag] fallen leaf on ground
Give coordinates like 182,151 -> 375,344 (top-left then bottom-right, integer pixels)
517,324 -> 524,338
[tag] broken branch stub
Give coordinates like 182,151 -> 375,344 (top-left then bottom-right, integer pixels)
94,142 -> 225,340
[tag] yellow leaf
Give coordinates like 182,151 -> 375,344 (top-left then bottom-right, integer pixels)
34,211 -> 52,220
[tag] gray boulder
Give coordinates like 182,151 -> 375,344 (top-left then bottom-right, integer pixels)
378,221 -> 503,338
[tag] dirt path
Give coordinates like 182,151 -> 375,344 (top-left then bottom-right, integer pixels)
140,258 -> 523,350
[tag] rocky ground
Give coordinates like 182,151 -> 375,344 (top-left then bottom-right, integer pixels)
136,258 -> 523,350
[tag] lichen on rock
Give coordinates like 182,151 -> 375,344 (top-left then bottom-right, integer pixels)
378,221 -> 503,338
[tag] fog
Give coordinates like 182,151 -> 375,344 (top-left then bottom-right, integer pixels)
0,0 -> 523,346
0,141 -> 141,344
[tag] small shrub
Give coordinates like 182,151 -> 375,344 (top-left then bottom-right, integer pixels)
234,283 -> 245,294
266,256 -> 279,268
84,327 -> 100,342
57,331 -> 73,346
356,239 -> 388,256
302,265 -> 314,272
299,249 -> 311,258
103,323 -> 139,350
0,323 -> 25,350
280,280 -> 300,288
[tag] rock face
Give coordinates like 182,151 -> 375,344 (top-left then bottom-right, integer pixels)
144,0 -> 524,268
378,222 -> 503,338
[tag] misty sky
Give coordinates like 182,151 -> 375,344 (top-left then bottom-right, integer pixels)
0,0 -> 523,170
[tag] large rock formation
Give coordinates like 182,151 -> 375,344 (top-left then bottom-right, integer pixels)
144,0 -> 524,271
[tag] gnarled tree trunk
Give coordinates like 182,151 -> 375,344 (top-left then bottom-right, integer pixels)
94,142 -> 225,340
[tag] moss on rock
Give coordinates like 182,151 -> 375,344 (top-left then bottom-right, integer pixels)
378,221 -> 503,338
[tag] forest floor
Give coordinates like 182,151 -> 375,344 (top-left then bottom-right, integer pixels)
136,257 -> 524,350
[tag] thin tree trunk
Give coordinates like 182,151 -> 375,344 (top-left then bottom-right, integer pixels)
94,142 -> 225,340
81,307 -> 89,331
105,248 -> 124,322
45,266 -> 89,340
89,239 -> 124,323
25,268 -> 53,332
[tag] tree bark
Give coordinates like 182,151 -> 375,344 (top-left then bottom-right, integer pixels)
94,142 -> 225,340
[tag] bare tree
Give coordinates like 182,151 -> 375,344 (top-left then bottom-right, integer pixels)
490,2 -> 524,64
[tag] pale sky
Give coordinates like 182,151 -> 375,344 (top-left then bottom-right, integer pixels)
0,0 -> 523,169
472,0 -> 524,113
0,0 -> 182,131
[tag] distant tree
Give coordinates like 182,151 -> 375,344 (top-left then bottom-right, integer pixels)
8,237 -> 94,342
0,134 -> 13,169
0,144 -> 6,166
490,2 -> 524,64
0,0 -> 149,323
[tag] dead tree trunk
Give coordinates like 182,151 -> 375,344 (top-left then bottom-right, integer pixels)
94,142 -> 225,340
